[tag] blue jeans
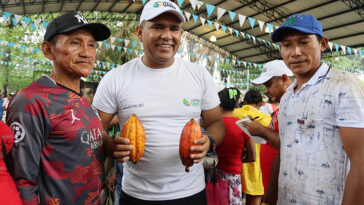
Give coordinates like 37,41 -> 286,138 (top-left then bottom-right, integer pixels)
114,161 -> 123,205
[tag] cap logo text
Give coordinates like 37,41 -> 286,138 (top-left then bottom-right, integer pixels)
153,1 -> 176,9
74,14 -> 88,24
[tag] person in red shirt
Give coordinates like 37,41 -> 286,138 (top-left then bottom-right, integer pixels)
0,121 -> 21,205
241,60 -> 294,198
216,87 -> 256,205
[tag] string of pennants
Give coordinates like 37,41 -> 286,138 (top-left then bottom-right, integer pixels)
0,50 -> 359,86
1,2 -> 363,58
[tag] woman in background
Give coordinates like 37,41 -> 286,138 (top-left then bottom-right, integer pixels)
216,87 -> 256,205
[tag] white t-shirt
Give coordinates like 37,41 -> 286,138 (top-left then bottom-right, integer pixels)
93,57 -> 220,200
278,63 -> 364,204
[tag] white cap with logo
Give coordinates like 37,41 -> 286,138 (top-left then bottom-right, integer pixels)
251,60 -> 293,86
139,0 -> 186,25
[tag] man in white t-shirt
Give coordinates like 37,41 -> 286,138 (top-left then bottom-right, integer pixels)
93,0 -> 225,204
262,14 -> 364,205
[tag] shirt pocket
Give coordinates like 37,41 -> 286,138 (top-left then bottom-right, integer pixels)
295,118 -> 325,154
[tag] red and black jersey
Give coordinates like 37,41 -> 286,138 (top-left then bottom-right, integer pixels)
6,75 -> 104,205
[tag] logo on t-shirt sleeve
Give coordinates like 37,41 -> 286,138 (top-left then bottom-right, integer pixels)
10,122 -> 25,143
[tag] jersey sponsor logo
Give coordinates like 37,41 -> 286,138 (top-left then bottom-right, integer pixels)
121,103 -> 144,110
71,109 -> 81,124
10,122 -> 25,143
81,128 -> 103,150
183,98 -> 200,107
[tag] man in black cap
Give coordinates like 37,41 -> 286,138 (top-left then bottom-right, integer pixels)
6,12 -> 110,204
262,14 -> 364,205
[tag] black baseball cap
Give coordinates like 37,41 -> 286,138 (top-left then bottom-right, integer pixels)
44,12 -> 111,42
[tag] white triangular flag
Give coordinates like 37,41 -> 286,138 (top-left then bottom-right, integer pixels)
189,0 -> 197,10
240,32 -> 245,38
197,1 -> 204,10
214,22 -> 220,30
258,20 -> 265,31
111,44 -> 115,50
328,42 -> 333,51
21,20 -> 28,28
238,14 -> 246,27
110,37 -> 116,43
34,19 -> 42,27
252,36 -> 256,43
354,48 -> 358,57
123,47 -> 127,52
200,17 -> 206,25
98,42 -> 103,48
208,56 -> 212,62
184,12 -> 191,21
340,45 -> 346,54
14,14 -> 22,23
135,50 -> 139,55
228,27 -> 233,34
243,61 -> 247,67
124,39 -> 130,47
217,7 -> 226,20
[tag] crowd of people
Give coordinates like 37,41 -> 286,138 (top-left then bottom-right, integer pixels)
0,0 -> 363,204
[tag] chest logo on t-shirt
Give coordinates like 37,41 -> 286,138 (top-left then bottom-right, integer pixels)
183,98 -> 200,107
71,109 -> 80,124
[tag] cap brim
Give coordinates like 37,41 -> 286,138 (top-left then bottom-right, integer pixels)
251,74 -> 273,86
271,25 -> 321,42
141,10 -> 186,25
57,23 -> 111,41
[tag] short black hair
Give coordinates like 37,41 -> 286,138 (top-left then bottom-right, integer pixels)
218,87 -> 241,111
244,89 -> 262,105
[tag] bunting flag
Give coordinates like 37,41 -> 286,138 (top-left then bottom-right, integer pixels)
207,20 -> 213,28
228,11 -> 236,21
192,14 -> 198,23
217,7 -> 226,20
177,0 -> 184,7
205,4 -> 215,17
266,23 -> 273,33
214,22 -> 220,30
197,1 -> 204,10
221,25 -> 227,33
4,11 -> 12,20
258,20 -> 265,31
328,42 -> 333,51
248,17 -> 256,29
334,43 -> 340,52
184,11 -> 191,21
189,0 -> 197,10
238,14 -> 246,27
200,17 -> 206,25
340,45 -> 346,54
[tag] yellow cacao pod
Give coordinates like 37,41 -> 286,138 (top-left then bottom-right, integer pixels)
179,119 -> 202,172
121,114 -> 145,163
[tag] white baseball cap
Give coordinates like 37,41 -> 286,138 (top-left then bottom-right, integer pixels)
139,0 -> 186,25
251,60 -> 293,86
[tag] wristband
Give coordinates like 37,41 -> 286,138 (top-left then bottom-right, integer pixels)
261,202 -> 271,205
207,135 -> 216,153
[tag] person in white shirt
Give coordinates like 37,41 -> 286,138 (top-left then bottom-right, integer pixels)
262,14 -> 364,205
93,0 -> 225,204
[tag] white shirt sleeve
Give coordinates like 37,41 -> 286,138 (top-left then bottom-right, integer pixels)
335,72 -> 364,128
92,68 -> 119,114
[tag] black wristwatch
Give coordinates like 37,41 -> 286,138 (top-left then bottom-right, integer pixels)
207,135 -> 216,153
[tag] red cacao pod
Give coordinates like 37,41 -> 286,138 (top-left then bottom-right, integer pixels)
179,119 -> 202,172
121,114 -> 145,163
